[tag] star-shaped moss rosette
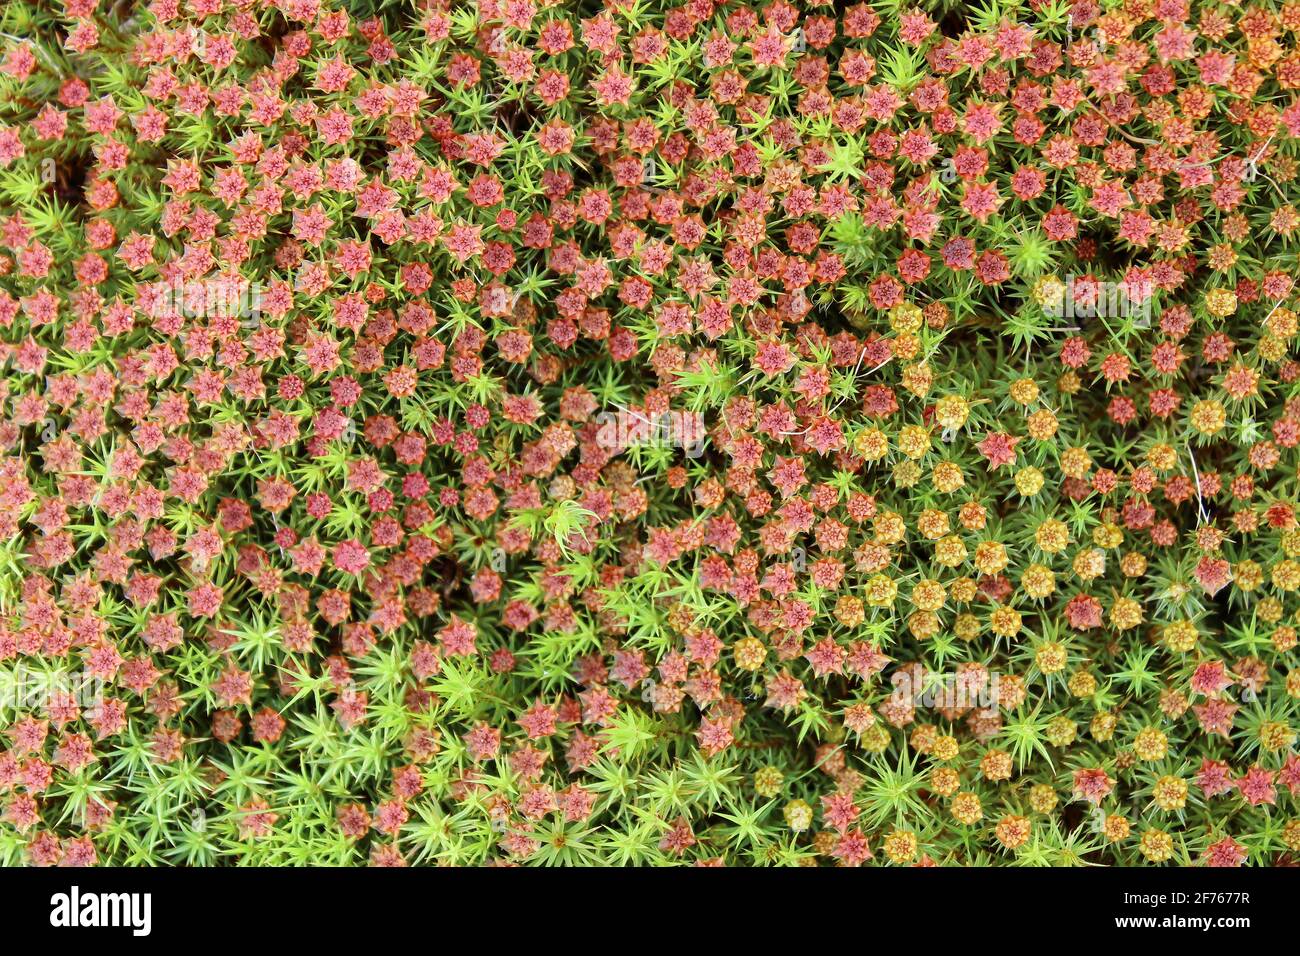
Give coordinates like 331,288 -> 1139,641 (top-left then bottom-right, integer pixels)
0,0 -> 1297,867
